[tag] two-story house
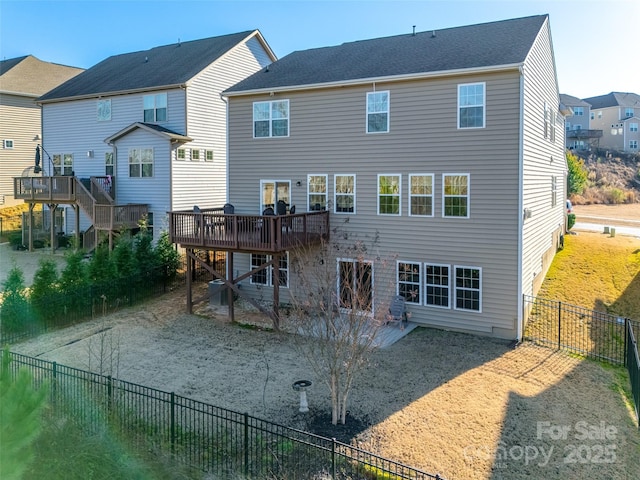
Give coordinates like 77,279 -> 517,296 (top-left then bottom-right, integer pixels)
0,56 -> 82,207
214,14 -> 567,340
15,31 -> 275,250
583,92 -> 640,153
559,93 -> 603,151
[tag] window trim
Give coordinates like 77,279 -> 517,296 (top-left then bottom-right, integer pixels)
105,152 -> 114,176
453,265 -> 482,312
250,253 -> 289,288
397,261 -> 421,305
307,174 -> 328,211
408,174 -> 434,217
337,257 -> 374,314
552,176 -> 558,207
630,123 -> 638,132
128,147 -> 154,178
177,148 -> 186,160
334,174 -> 356,214
2,139 -> 14,149
143,93 -> 167,123
377,174 -> 401,216
259,179 -> 290,213
425,263 -> 451,309
366,90 -> 390,134
253,99 -> 290,138
52,153 -> 73,176
191,148 -> 200,161
442,173 -> 470,218
457,82 -> 485,129
205,150 -> 214,162
630,140 -> 638,150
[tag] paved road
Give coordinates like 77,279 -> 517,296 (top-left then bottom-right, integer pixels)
572,222 -> 640,238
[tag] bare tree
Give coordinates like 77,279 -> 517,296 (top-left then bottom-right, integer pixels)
288,224 -> 395,425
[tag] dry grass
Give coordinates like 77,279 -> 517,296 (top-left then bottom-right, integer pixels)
539,231 -> 640,318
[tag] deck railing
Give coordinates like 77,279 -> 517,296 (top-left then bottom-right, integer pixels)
169,208 -> 330,253
14,176 -> 75,202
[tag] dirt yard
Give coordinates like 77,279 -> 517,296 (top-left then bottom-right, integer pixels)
572,203 -> 640,228
11,283 -> 640,480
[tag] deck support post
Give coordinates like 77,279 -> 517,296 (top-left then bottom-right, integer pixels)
74,205 -> 80,250
227,252 -> 235,323
186,248 -> 193,314
48,203 -> 57,252
273,253 -> 280,331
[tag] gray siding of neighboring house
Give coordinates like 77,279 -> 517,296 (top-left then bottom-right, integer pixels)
174,35 -> 273,211
42,89 -> 186,238
591,107 -> 634,151
520,19 -> 566,309
114,128 -> 172,235
228,69 -> 526,338
0,93 -> 40,206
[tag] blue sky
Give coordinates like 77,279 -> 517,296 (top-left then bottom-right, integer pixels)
1,0 -> 638,99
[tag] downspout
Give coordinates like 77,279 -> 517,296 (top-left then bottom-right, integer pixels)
220,92 -> 230,203
516,65 -> 525,342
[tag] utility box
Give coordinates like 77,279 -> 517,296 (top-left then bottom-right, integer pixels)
208,280 -> 228,306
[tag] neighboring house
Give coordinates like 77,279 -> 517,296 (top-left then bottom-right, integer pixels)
559,93 -> 602,151
583,92 -> 640,152
14,31 -> 275,249
217,14 -> 568,340
0,56 -> 83,207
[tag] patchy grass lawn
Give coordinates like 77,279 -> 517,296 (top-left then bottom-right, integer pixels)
539,231 -> 640,318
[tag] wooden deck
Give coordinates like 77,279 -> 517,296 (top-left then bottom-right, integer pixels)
168,209 -> 330,253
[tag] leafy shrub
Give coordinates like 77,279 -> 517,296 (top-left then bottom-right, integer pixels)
0,267 -> 33,332
567,213 -> 576,230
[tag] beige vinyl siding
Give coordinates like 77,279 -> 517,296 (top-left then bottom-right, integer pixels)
520,18 -> 567,303
229,71 -> 524,338
0,93 -> 40,206
176,36 -> 272,210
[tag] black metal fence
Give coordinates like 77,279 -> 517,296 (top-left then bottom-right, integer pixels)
524,295 -> 640,426
627,322 -> 640,426
3,352 -> 444,479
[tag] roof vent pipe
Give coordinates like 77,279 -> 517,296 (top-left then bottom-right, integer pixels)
432,30 -> 436,38
412,25 -> 416,36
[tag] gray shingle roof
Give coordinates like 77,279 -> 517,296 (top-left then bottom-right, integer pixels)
559,94 -> 591,107
39,31 -> 257,101
225,15 -> 547,94
582,92 -> 640,109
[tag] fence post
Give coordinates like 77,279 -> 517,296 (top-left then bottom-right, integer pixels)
107,375 -> 112,411
624,319 -> 629,367
170,392 -> 176,455
52,361 -> 57,408
557,301 -> 562,350
244,412 -> 249,477
331,437 -> 336,479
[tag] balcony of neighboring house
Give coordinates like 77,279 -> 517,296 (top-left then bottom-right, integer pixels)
566,128 -> 603,140
13,175 -> 148,250
168,207 -> 330,254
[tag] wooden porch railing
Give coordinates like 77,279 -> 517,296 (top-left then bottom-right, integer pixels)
94,204 -> 148,230
168,209 -> 329,253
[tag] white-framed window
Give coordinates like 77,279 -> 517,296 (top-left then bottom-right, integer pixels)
573,124 -> 583,130
550,110 -> 556,143
338,258 -> 373,313
177,148 -> 186,160
97,99 -> 111,121
397,261 -> 421,304
205,150 -> 214,162
366,91 -> 389,133
454,266 -> 481,312
250,253 -> 289,287
443,174 -> 469,218
308,174 -> 327,211
143,93 -> 167,122
552,176 -> 558,207
630,123 -> 638,132
260,180 -> 290,212
105,152 -> 114,176
544,103 -> 549,138
378,174 -> 401,215
458,82 -> 485,129
2,139 -> 14,149
573,106 -> 584,116
129,148 -> 153,178
425,264 -> 450,308
409,174 -> 434,216
334,174 -> 355,214
598,111 -> 602,119
191,149 -> 200,161
253,100 -> 289,138
52,153 -> 73,175
630,140 -> 638,150
625,108 -> 634,118
590,112 -> 595,120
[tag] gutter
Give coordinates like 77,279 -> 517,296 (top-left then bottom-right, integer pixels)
224,62 -> 524,97
38,83 -> 187,104
516,65 -> 525,342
